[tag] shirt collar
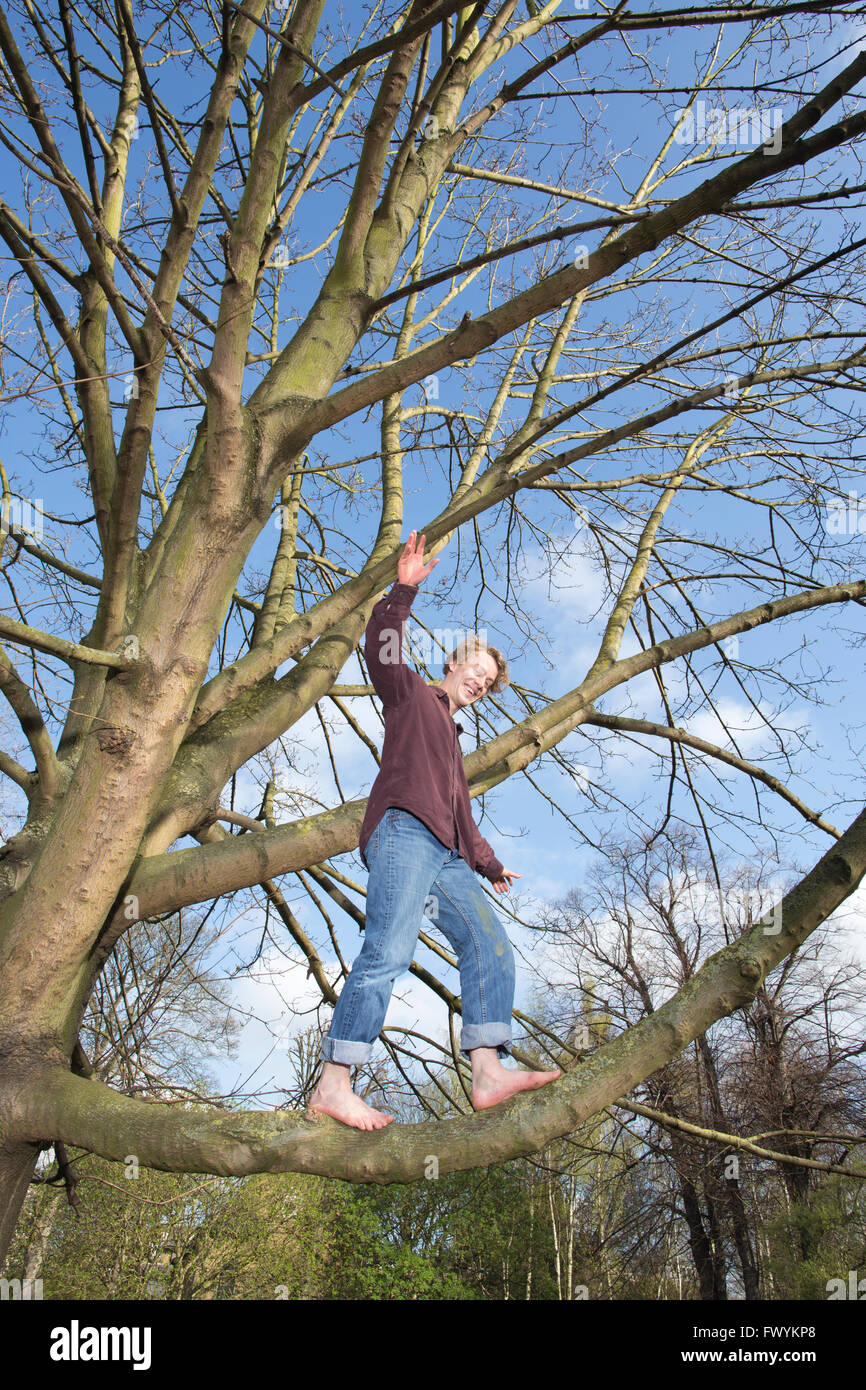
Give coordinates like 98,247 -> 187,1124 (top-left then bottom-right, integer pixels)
433,684 -> 464,734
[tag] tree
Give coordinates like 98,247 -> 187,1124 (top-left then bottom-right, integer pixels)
2,0 -> 866,1264
536,831 -> 866,1297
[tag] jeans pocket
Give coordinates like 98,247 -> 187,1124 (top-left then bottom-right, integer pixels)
368,807 -> 397,860
366,819 -> 383,864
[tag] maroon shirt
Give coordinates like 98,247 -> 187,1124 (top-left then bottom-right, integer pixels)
357,582 -> 505,883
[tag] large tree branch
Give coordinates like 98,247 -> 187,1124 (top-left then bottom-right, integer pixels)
55,0 -> 271,760
0,646 -> 61,797
0,615 -> 131,671
617,1100 -> 866,1179
13,802 -> 866,1181
227,0 -> 471,112
461,578 -> 866,794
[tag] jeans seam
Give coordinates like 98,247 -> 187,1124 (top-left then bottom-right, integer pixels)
432,876 -> 489,1022
340,815 -> 394,1040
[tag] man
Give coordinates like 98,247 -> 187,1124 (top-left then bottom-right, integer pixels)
308,531 -> 561,1130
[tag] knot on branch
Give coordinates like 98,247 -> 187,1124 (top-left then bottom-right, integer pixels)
95,726 -> 137,756
220,230 -> 241,284
190,804 -> 220,838
31,1140 -> 82,1217
824,850 -> 854,887
738,954 -> 762,983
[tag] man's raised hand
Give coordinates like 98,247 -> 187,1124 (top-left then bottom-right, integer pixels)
398,530 -> 441,588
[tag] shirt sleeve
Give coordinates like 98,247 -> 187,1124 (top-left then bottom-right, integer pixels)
470,817 -> 505,883
364,581 -> 423,707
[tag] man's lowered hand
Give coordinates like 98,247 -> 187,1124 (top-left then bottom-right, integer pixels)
491,869 -> 521,894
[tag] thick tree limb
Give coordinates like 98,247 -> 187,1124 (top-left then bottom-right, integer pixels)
616,1099 -> 866,1179
0,646 -> 61,796
270,58 -> 866,450
12,803 -> 866,1181
0,615 -> 130,670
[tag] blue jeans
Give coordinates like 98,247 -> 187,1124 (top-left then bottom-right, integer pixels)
321,808 -> 515,1064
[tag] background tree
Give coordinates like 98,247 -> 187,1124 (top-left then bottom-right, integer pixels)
535,831 -> 866,1297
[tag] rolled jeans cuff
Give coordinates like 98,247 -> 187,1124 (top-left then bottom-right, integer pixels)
460,1024 -> 512,1059
321,1034 -> 373,1066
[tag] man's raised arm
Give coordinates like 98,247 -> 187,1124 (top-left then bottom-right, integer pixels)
364,531 -> 440,708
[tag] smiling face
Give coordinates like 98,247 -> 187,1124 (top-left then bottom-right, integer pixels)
441,649 -> 499,713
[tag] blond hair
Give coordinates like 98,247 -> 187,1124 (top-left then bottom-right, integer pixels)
443,634 -> 509,695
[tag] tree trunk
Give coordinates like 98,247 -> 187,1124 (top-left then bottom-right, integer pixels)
22,1187 -> 63,1284
0,1141 -> 40,1273
678,1167 -> 721,1301
726,1173 -> 761,1300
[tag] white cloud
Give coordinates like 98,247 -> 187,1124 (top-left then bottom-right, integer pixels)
520,539 -> 608,629
687,697 -> 809,756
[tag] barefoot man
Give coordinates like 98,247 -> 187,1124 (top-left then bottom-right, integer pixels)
308,531 -> 561,1130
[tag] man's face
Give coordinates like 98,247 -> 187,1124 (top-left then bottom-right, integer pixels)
444,650 -> 499,708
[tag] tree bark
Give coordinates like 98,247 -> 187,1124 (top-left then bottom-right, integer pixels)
0,1141 -> 40,1274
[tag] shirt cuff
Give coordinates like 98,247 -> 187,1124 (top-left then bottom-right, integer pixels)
383,582 -> 418,609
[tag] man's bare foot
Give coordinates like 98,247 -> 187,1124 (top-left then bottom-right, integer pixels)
471,1061 -> 562,1112
307,1062 -> 394,1131
308,1089 -> 394,1131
